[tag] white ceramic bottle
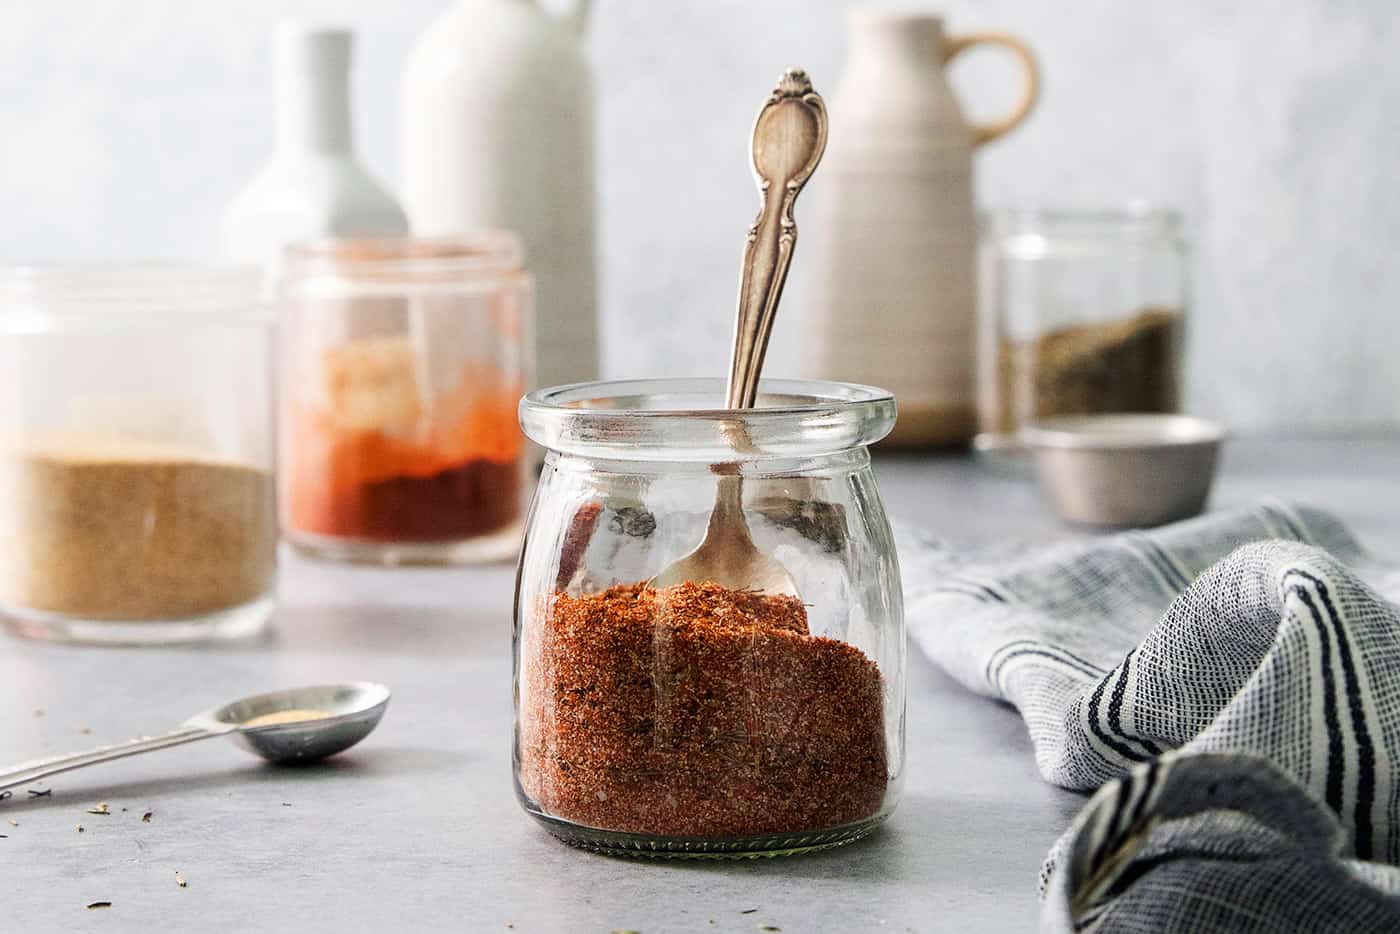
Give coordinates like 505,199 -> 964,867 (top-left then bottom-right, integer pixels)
400,0 -> 597,390
802,10 -> 1038,447
221,25 -> 407,271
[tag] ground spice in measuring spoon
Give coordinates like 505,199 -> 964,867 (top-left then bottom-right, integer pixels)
519,581 -> 888,838
241,709 -> 332,728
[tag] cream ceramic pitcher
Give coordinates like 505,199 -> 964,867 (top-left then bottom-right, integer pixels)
802,9 -> 1038,447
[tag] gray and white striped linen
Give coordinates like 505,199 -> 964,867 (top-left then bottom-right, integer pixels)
900,502 -> 1400,932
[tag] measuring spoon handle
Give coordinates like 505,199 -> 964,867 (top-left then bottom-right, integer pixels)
0,726 -> 221,794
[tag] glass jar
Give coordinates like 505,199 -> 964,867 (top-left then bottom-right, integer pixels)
514,378 -> 905,858
977,207 -> 1188,447
279,235 -> 531,565
0,265 -> 276,644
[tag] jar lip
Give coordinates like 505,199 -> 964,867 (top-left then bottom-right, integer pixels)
520,378 -> 898,461
285,233 -> 523,279
982,203 -> 1183,231
0,263 -> 269,333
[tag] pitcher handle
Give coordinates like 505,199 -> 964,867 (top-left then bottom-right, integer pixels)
944,32 -> 1040,147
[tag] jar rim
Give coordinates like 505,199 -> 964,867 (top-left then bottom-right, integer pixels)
982,203 -> 1183,233
0,263 -> 269,333
284,233 -> 523,280
520,378 -> 897,462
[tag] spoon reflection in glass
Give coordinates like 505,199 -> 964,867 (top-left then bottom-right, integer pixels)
0,682 -> 390,794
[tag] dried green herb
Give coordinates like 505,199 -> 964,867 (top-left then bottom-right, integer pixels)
608,505 -> 656,539
86,901 -> 111,910
27,788 -> 50,798
141,811 -> 153,823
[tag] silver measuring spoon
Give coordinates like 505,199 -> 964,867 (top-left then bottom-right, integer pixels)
0,682 -> 390,794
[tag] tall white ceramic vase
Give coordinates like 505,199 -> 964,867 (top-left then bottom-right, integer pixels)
400,0 -> 597,391
221,26 -> 408,271
802,10 -> 1037,447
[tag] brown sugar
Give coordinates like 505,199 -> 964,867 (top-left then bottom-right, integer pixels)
518,581 -> 888,837
989,306 -> 1181,433
0,436 -> 275,621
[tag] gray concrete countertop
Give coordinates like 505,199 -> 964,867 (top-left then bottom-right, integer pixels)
3,439 -> 1397,933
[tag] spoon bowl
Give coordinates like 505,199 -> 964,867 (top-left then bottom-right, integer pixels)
192,681 -> 392,765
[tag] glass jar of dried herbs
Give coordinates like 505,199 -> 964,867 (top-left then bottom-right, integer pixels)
977,207 -> 1188,446
514,378 -> 905,858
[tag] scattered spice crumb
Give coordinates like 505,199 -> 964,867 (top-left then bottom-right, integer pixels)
741,909 -> 759,915
28,788 -> 51,798
0,790 -> 10,801
175,871 -> 187,889
281,803 -> 292,807
86,802 -> 110,815
121,807 -> 127,813
7,819 -> 17,827
609,930 -> 641,934
86,901 -> 111,910
78,727 -> 92,735
141,812 -> 153,823
759,926 -> 782,932
34,708 -> 44,718
0,834 -> 7,839
77,824 -> 84,833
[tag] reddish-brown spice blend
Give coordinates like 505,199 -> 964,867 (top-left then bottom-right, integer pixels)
287,385 -> 522,543
518,581 -> 888,837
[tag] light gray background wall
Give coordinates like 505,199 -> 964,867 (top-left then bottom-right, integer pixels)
3,0 -> 1397,432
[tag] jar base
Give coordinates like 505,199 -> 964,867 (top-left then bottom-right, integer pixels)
285,520 -> 523,567
1,596 -> 274,646
523,808 -> 889,860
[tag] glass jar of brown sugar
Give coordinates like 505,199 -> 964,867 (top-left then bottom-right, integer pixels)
279,235 -> 531,565
514,378 -> 905,858
976,207 -> 1188,451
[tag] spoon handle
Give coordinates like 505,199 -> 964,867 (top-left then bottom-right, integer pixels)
0,726 -> 221,793
727,70 -> 827,410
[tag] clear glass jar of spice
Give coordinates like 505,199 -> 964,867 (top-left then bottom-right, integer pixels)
0,265 -> 277,644
279,235 -> 531,564
977,207 -> 1188,448
514,378 -> 905,857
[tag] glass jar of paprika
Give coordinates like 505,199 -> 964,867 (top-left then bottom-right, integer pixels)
279,235 -> 530,564
514,378 -> 905,857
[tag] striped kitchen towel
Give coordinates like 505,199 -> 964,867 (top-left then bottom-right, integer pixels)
899,502 -> 1400,932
